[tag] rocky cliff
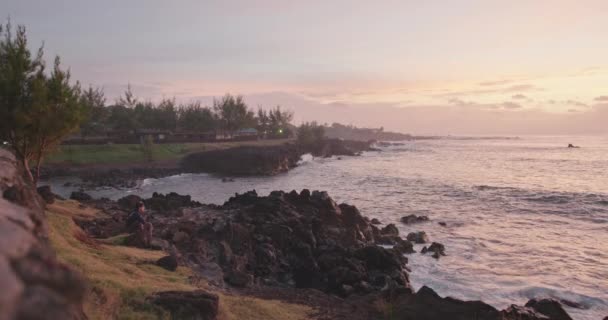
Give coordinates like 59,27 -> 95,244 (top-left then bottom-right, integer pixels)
0,149 -> 86,320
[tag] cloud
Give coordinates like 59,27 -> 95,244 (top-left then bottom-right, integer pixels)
502,102 -> 523,109
512,94 -> 527,100
594,96 -> 608,102
436,84 -> 541,97
565,100 -> 588,107
478,79 -> 513,86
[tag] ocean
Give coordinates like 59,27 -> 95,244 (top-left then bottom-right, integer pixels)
50,135 -> 608,319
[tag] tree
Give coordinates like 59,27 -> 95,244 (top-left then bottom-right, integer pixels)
79,86 -> 107,137
213,94 -> 255,136
0,21 -> 86,184
256,108 -> 270,137
116,84 -> 138,108
267,106 -> 293,138
178,102 -> 216,132
297,121 -> 325,147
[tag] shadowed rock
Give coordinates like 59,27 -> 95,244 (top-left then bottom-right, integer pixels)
0,149 -> 86,320
525,299 -> 573,320
147,290 -> 219,320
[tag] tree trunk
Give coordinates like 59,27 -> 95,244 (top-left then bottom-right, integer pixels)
22,158 -> 36,185
34,155 -> 43,186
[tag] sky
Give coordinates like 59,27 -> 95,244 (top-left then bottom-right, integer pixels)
4,0 -> 608,134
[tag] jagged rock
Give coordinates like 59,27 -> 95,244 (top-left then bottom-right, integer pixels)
117,194 -> 141,210
70,191 -> 92,202
501,305 -> 550,320
392,286 -> 501,320
225,270 -> 253,288
145,192 -> 201,212
393,238 -> 415,254
147,290 -> 219,320
422,242 -> 446,259
36,186 -> 55,204
400,214 -> 430,224
370,218 -> 381,225
525,299 -> 573,320
156,256 -> 178,272
380,224 -> 399,237
407,231 -> 429,244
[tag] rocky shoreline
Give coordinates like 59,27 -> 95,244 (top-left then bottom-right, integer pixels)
71,189 -> 577,320
41,138 -> 379,189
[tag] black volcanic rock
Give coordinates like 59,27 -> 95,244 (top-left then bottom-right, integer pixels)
181,144 -> 301,176
37,185 -> 55,204
156,255 -> 178,272
407,231 -> 429,244
145,189 -> 411,295
525,299 -> 573,320
70,191 -> 92,202
400,214 -> 430,224
147,290 -> 218,320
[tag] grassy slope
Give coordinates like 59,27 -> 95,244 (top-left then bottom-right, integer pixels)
46,139 -> 293,165
47,200 -> 312,320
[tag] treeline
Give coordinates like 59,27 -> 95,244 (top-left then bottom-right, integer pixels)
324,123 -> 412,141
81,86 -> 294,139
0,21 -> 298,184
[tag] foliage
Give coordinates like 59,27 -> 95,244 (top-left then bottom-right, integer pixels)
257,106 -> 293,138
80,86 -> 107,137
177,102 -> 216,132
296,121 -> 325,147
0,21 -> 86,183
213,94 -> 256,136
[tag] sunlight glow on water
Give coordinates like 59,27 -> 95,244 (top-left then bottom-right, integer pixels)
50,136 -> 608,319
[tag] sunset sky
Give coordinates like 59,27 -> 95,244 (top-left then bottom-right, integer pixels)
5,0 -> 608,134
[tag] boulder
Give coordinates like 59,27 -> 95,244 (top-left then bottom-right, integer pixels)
225,270 -> 253,288
117,194 -> 141,210
70,191 -> 92,202
407,231 -> 429,244
36,186 -> 55,204
156,256 -> 178,272
421,242 -> 446,259
393,239 -> 415,254
392,286 -> 501,320
380,224 -> 399,237
0,149 -> 86,320
370,218 -> 381,225
147,290 -> 219,320
525,299 -> 573,320
400,214 -> 430,224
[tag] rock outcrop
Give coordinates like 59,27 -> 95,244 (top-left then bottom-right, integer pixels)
400,214 -> 430,224
147,290 -> 219,320
181,144 -> 302,176
0,149 -> 86,320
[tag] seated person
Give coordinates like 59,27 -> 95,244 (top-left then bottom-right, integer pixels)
126,201 -> 153,247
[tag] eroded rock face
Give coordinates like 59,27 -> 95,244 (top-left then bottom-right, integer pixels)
181,145 -> 302,176
0,149 -> 86,320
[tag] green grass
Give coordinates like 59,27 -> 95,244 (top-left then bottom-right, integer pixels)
46,139 -> 293,165
47,200 -> 313,320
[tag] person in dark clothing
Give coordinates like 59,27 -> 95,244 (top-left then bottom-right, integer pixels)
126,201 -> 153,247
